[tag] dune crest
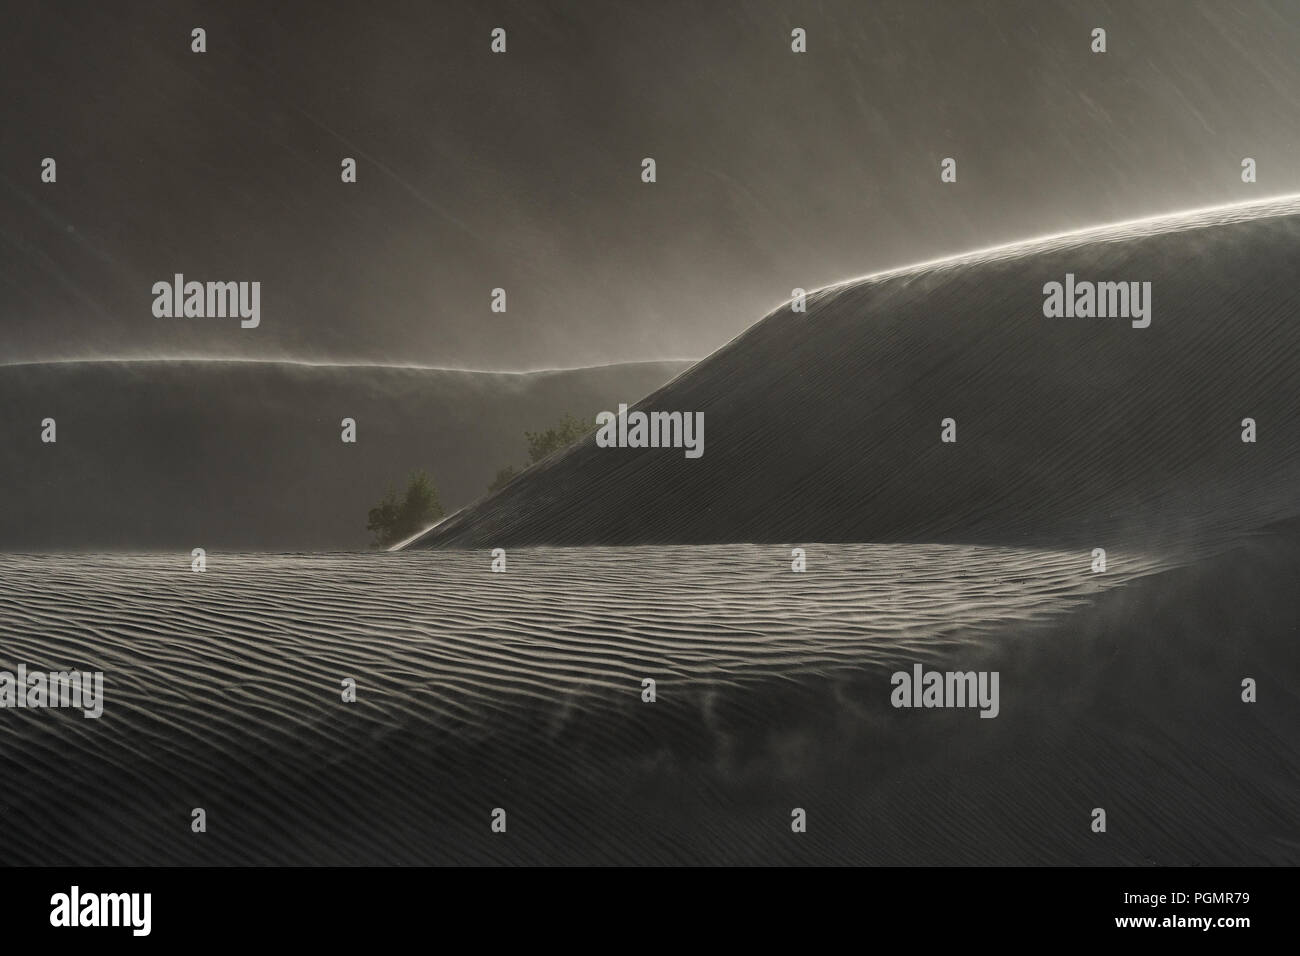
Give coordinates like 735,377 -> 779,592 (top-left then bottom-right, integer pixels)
409,197 -> 1300,549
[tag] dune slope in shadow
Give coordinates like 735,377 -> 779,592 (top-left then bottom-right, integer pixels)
409,196 -> 1300,549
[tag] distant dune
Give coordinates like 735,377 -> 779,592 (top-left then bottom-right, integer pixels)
408,196 -> 1300,549
0,359 -> 690,551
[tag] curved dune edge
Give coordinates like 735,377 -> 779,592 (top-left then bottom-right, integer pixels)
408,195 -> 1300,550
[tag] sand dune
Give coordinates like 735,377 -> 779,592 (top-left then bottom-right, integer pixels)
0,359 -> 689,551
409,196 -> 1300,549
3,200 -> 1297,864
0,525 -> 1293,865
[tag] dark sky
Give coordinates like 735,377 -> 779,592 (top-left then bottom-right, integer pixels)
3,0 -> 1299,370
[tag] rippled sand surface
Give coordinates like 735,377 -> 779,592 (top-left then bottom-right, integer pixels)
0,537 -> 1294,865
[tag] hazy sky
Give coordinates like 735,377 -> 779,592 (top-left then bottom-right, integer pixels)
3,0 -> 1300,370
